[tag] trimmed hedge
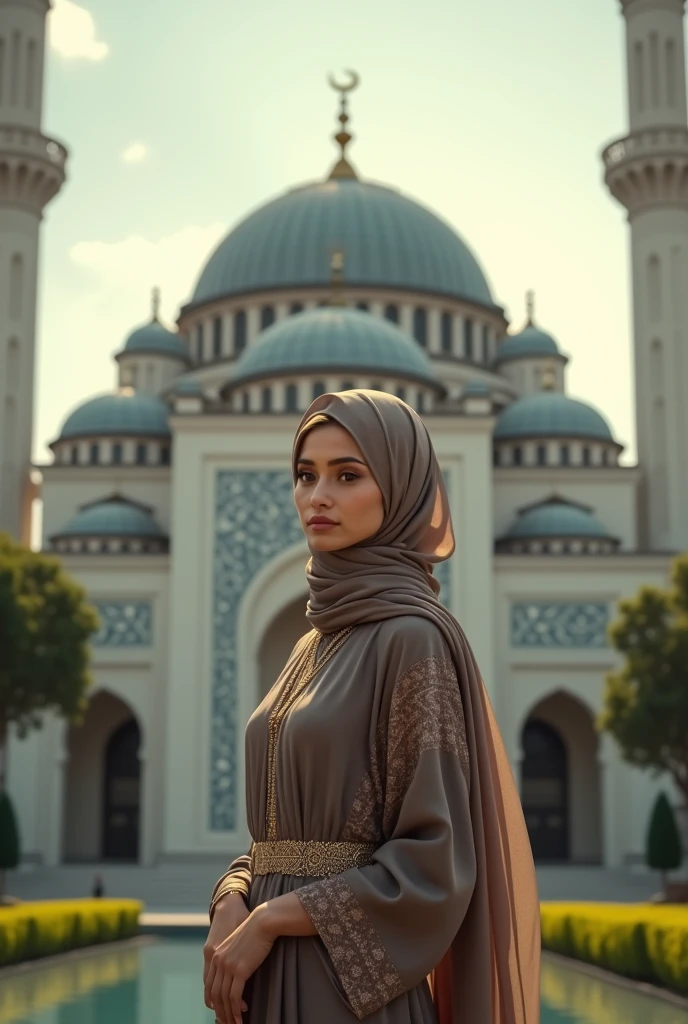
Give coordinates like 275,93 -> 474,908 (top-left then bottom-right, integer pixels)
0,899 -> 142,967
541,902 -> 688,995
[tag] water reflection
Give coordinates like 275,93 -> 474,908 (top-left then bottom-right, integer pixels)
541,955 -> 688,1024
0,940 -> 687,1024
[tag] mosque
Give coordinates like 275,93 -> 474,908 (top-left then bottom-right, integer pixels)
2,0 -> 688,873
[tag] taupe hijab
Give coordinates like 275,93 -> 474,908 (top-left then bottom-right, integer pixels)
293,390 -> 541,1024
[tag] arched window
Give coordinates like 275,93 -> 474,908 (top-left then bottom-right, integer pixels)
136,443 -> 147,465
441,312 -> 452,353
536,444 -> 547,466
513,446 -> 522,466
341,380 -> 355,392
234,311 -> 247,354
9,253 -> 23,320
89,443 -> 99,465
290,302 -> 304,315
384,304 -> 399,323
26,39 -> 36,110
396,385 -> 407,402
464,318 -> 474,360
261,306 -> 275,330
160,445 -> 171,465
417,392 -> 425,414
370,381 -> 383,392
560,444 -> 570,466
312,380 -> 326,399
582,446 -> 591,467
195,322 -> 204,361
261,387 -> 272,412
413,308 -> 427,348
71,445 -> 79,465
482,324 -> 490,362
601,448 -> 609,466
213,317 -> 223,357
112,442 -> 123,465
285,383 -> 298,412
241,391 -> 251,412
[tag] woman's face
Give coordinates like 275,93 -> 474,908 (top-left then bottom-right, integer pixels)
294,422 -> 385,551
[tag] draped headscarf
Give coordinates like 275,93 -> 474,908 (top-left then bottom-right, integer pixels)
293,389 -> 541,1024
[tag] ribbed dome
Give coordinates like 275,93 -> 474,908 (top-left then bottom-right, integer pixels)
57,391 -> 171,441
495,324 -> 561,364
191,178 -> 496,308
502,498 -> 613,540
122,318 -> 188,360
53,496 -> 165,539
494,391 -> 615,442
227,307 -> 442,390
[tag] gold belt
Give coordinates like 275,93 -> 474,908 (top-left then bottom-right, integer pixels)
251,839 -> 377,877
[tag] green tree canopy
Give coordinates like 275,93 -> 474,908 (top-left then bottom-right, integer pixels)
598,553 -> 688,806
0,532 -> 100,791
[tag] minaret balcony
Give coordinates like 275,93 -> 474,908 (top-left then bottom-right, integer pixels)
602,126 -> 688,214
0,124 -> 68,214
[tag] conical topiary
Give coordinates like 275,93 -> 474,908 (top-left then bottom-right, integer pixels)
646,792 -> 683,897
0,790 -> 21,903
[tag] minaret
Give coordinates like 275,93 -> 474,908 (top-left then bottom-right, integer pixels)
603,0 -> 688,552
0,0 -> 67,543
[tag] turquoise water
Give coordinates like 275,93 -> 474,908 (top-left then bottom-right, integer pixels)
1,939 -> 687,1024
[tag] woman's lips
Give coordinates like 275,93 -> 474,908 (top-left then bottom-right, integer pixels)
308,517 -> 339,531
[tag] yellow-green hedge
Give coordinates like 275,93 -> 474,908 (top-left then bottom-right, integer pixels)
0,899 -> 142,967
541,902 -> 688,994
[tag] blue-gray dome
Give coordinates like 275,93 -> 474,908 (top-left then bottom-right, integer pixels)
172,375 -> 204,396
502,498 -> 614,540
494,391 -> 615,442
495,324 -> 562,364
190,179 -> 496,308
57,392 -> 171,441
227,307 -> 442,390
122,318 -> 189,360
53,496 -> 165,539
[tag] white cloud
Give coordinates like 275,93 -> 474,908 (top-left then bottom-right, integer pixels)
48,0 -> 109,62
121,142 -> 149,164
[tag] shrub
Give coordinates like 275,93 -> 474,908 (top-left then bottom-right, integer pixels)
0,899 -> 142,966
541,902 -> 688,994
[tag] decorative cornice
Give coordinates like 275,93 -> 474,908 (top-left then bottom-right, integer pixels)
0,125 -> 67,213
602,127 -> 688,215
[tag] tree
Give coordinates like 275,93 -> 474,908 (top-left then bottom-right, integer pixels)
598,553 -> 688,812
646,792 -> 683,897
0,533 -> 100,895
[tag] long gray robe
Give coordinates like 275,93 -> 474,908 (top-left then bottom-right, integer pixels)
211,616 -> 476,1022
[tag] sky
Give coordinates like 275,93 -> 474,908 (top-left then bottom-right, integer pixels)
35,0 -> 639,462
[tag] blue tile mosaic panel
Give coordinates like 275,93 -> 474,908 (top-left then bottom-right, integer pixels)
511,601 -> 609,648
210,468 -> 454,831
92,600 -> 153,647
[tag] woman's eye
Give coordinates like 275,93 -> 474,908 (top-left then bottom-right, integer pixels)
297,470 -> 315,482
340,471 -> 359,482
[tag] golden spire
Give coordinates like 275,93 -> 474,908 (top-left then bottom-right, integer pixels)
327,70 -> 360,180
526,289 -> 535,326
151,286 -> 161,322
329,248 -> 346,306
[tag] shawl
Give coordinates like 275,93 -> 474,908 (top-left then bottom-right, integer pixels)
293,389 -> 541,1024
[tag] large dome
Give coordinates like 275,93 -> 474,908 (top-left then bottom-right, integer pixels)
227,307 -> 442,391
494,392 -> 615,442
57,391 -> 170,441
191,178 -> 496,308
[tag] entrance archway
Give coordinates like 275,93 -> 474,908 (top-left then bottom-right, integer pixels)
258,594 -> 309,700
63,691 -> 142,862
520,691 -> 602,864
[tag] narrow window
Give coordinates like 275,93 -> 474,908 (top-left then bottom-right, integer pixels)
290,302 -> 304,314
482,324 -> 490,362
160,445 -> 171,465
261,387 -> 272,412
25,39 -> 35,109
312,380 -> 326,399
560,444 -> 570,466
417,392 -> 425,414
234,310 -> 247,354
341,380 -> 355,391
112,442 -> 123,465
582,446 -> 591,466
241,391 -> 250,412
464,318 -> 474,360
356,301 -> 369,311
136,443 -> 147,465
10,31 -> 19,106
384,304 -> 399,323
666,39 -> 676,107
441,311 -> 453,353
396,385 -> 407,401
536,444 -> 547,466
285,383 -> 298,411
261,305 -> 275,329
71,445 -> 79,465
513,446 -> 522,466
413,308 -> 427,347
9,253 -> 23,320
601,448 -> 609,466
213,316 -> 222,357
89,443 -> 99,465
195,322 -> 204,360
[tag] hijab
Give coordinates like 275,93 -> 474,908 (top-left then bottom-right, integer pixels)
292,389 -> 541,1024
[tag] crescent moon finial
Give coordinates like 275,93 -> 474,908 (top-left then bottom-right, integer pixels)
326,69 -> 361,181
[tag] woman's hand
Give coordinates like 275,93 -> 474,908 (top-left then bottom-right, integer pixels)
205,903 -> 276,1024
203,894 -> 250,1017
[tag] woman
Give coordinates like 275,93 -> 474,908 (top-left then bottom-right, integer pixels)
204,390 -> 541,1024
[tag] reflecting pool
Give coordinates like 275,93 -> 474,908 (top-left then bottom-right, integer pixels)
0,939 -> 687,1023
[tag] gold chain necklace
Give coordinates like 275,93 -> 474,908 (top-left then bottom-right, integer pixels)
265,626 -> 355,840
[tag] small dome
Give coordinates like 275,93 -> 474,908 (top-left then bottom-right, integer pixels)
172,376 -> 204,396
123,319 -> 189,360
52,495 -> 165,539
227,307 -> 442,391
57,391 -> 171,441
190,178 -> 496,309
495,324 -> 562,364
494,391 -> 615,442
501,497 -> 614,541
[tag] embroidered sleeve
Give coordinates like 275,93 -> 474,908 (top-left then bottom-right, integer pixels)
297,650 -> 476,1017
